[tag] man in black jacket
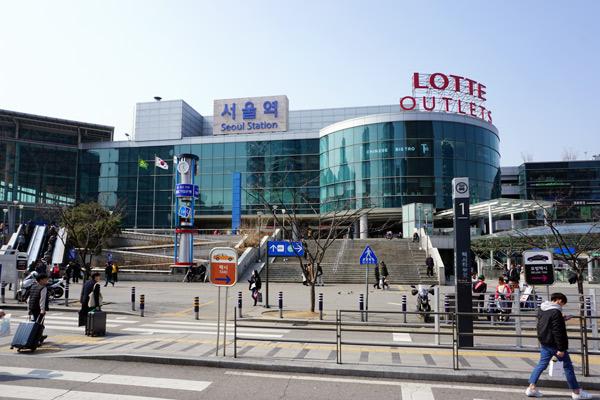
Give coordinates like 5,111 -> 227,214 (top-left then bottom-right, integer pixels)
28,274 -> 49,343
526,293 -> 593,399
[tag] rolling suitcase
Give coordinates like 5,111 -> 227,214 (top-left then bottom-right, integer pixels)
86,310 -> 106,336
11,316 -> 44,352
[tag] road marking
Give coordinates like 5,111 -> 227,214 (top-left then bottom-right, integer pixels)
149,321 -> 291,333
393,333 -> 411,342
122,327 -> 283,338
0,384 -> 177,400
401,382 -> 435,399
0,366 -> 211,391
224,371 -> 577,396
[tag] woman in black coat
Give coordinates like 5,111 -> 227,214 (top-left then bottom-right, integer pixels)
247,270 -> 262,306
79,272 -> 101,326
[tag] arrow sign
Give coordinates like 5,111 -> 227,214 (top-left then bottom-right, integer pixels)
215,275 -> 232,284
523,250 -> 555,286
532,275 -> 548,282
267,241 -> 304,257
359,245 -> 378,265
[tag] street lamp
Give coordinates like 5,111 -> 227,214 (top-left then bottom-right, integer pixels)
272,205 -> 278,239
2,208 -> 8,245
424,210 -> 429,259
257,211 -> 263,262
416,203 -> 422,250
18,204 -> 24,225
281,209 -> 286,239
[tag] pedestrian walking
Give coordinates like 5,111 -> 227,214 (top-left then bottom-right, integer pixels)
306,264 -> 312,284
247,270 -> 262,306
104,262 -> 114,287
315,264 -> 324,286
473,275 -> 487,314
445,263 -> 452,281
525,292 -> 594,399
28,273 -> 49,343
79,273 -> 102,327
16,233 -> 26,252
373,264 -> 381,289
112,263 -> 119,284
412,232 -> 419,243
425,255 -> 434,277
380,261 -> 389,290
508,264 -> 520,290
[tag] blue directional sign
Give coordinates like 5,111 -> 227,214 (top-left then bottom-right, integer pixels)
359,245 -> 378,264
178,205 -> 191,218
175,184 -> 199,198
267,241 -> 304,257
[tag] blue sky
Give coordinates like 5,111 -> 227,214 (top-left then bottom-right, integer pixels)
1,0 -> 598,166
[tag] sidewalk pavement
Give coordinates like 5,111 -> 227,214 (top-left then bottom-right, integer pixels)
1,281 -> 599,390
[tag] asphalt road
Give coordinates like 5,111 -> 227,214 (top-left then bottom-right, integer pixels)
0,355 -> 591,400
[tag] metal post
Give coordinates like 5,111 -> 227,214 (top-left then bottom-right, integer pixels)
216,286 -> 221,356
402,294 -> 407,324
278,291 -> 283,319
140,294 -> 145,317
434,287 -> 440,345
489,294 -> 496,327
444,294 -> 450,324
319,293 -> 323,320
364,264 -> 369,322
131,287 -> 136,311
64,280 -> 69,306
515,287 -> 521,348
194,296 -> 199,320
590,289 -> 598,351
238,291 -> 242,319
359,294 -> 364,322
223,287 -> 228,357
1,281 -> 4,304
265,241 -> 270,308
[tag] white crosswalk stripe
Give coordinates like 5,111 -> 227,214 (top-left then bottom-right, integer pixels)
0,366 -> 211,398
393,333 -> 411,342
123,327 -> 284,338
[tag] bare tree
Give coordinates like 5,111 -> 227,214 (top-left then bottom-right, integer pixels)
245,174 -> 385,312
562,147 -> 579,161
521,152 -> 534,163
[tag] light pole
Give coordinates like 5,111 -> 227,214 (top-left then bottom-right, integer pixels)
2,208 -> 8,245
424,210 -> 429,259
272,205 -> 278,239
18,204 -> 24,225
416,203 -> 422,250
257,211 -> 263,262
281,209 -> 286,239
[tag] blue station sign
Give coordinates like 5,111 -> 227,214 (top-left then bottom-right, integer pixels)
175,184 -> 199,198
267,241 -> 304,257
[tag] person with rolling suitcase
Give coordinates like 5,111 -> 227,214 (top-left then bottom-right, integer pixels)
79,273 -> 106,336
11,274 -> 49,351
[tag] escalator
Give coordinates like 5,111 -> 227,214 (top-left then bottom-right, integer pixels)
0,225 -> 24,254
51,227 -> 67,266
26,225 -> 47,267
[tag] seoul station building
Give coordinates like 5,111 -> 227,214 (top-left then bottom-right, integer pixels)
1,72 -> 502,231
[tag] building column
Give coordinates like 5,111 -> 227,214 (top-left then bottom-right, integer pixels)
359,214 -> 368,239
488,204 -> 493,235
353,220 -> 359,239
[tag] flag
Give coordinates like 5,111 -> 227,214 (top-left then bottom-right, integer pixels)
138,157 -> 148,169
155,156 -> 168,170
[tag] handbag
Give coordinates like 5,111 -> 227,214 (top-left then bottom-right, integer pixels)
548,358 -> 564,377
257,292 -> 263,303
0,314 -> 11,337
88,284 -> 103,308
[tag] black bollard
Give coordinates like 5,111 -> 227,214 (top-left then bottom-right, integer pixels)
359,294 -> 364,322
64,280 -> 69,306
194,296 -> 199,320
278,291 -> 283,319
238,291 -> 242,318
131,287 -> 136,311
586,297 -> 592,317
140,294 -> 145,317
402,294 -> 407,323
1,281 -> 4,304
319,293 -> 323,320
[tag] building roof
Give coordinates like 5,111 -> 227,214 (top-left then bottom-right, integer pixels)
434,198 -> 555,220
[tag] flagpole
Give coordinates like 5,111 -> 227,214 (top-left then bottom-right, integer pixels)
135,157 -> 140,229
153,155 -> 157,231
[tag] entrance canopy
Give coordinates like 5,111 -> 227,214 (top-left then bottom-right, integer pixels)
434,198 -> 555,220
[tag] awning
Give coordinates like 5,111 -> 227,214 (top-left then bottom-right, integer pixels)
434,198 -> 555,220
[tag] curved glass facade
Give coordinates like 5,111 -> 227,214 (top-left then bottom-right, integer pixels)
320,119 -> 501,213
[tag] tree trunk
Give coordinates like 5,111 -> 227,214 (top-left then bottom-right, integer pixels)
310,280 -> 315,312
577,271 -> 585,316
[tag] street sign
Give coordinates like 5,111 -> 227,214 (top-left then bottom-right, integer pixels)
267,241 -> 304,257
359,245 -> 378,264
209,247 -> 238,287
523,250 -> 555,286
178,205 -> 191,218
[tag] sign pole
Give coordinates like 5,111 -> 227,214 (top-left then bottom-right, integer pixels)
223,286 -> 228,357
365,264 -> 369,322
452,177 -> 473,348
265,241 -> 270,308
216,286 -> 221,356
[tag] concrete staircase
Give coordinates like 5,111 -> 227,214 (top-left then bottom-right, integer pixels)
261,238 -> 438,285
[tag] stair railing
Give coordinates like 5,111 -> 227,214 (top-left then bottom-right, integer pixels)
332,234 -> 349,273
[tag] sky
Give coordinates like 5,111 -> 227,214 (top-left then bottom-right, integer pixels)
1,0 -> 598,166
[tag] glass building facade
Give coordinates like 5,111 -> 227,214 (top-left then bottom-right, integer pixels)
320,113 -> 502,214
518,160 -> 600,222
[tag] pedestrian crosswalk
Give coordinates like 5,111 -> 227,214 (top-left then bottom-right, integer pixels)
0,366 -> 211,399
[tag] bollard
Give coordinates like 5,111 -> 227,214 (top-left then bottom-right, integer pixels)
278,291 -> 283,319
140,294 -> 145,317
536,295 -> 542,309
238,291 -> 243,318
444,294 -> 450,324
359,294 -> 364,322
194,296 -> 199,320
319,293 -> 323,320
64,280 -> 69,306
131,287 -> 136,311
586,297 -> 592,317
489,294 -> 496,326
402,294 -> 407,323
1,281 -> 4,304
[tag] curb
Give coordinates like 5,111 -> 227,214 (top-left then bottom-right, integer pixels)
48,352 -> 600,390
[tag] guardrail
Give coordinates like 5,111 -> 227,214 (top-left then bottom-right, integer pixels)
232,307 -> 598,376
